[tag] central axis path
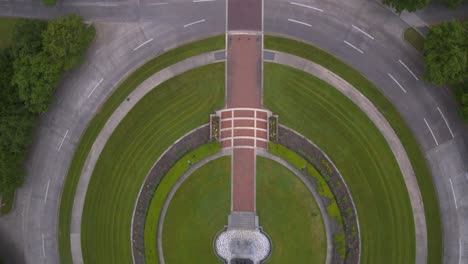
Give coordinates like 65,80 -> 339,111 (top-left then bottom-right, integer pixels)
225,0 -> 265,215
214,0 -> 272,263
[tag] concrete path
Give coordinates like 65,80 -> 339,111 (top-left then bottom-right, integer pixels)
268,50 -> 427,264
69,51 -> 223,264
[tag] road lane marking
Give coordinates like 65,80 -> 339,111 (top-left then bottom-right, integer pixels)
423,118 -> 439,146
193,0 -> 215,2
44,180 -> 50,203
398,59 -> 419,80
343,40 -> 364,54
351,25 -> 374,40
97,3 -> 118,6
183,19 -> 205,28
460,238 -> 462,264
133,38 -> 153,51
388,73 -> 407,93
87,78 -> 103,98
437,106 -> 454,138
287,18 -> 311,27
449,178 -> 458,209
147,2 -> 168,5
290,2 -> 323,12
42,234 -> 46,257
58,130 -> 69,152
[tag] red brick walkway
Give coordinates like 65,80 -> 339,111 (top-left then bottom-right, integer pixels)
223,0 -> 264,213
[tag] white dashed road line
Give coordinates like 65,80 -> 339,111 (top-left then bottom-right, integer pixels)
351,25 -> 374,40
193,0 -> 215,2
437,107 -> 455,138
388,73 -> 407,93
398,59 -> 419,80
97,3 -> 118,6
44,179 -> 50,203
287,18 -> 311,27
449,178 -> 458,209
147,2 -> 168,5
460,238 -> 462,264
343,40 -> 364,54
183,19 -> 206,28
133,38 -> 154,51
87,78 -> 103,98
42,234 -> 46,257
423,118 -> 439,146
290,2 -> 323,12
58,130 -> 69,152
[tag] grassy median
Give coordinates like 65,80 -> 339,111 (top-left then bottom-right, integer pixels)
162,156 -> 326,264
58,36 -> 224,263
265,35 -> 441,264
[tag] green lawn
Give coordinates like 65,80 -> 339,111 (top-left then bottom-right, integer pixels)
162,156 -> 326,264
265,35 -> 441,264
144,143 -> 221,264
0,18 -> 19,50
264,63 -> 415,263
404,27 -> 425,53
58,36 -> 224,263
80,63 -> 225,263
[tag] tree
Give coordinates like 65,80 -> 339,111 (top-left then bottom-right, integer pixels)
42,14 -> 95,71
424,21 -> 468,85
12,52 -> 62,113
11,19 -> 47,59
442,0 -> 468,8
383,0 -> 429,13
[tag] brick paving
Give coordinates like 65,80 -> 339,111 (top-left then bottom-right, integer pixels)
223,0 -> 265,213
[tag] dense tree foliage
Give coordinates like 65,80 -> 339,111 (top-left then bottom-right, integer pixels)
442,0 -> 468,8
424,21 -> 468,85
12,15 -> 95,113
0,49 -> 33,195
0,15 -> 94,205
457,83 -> 468,122
383,0 -> 429,13
43,15 -> 95,71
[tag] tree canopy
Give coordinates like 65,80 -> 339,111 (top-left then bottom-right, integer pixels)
441,0 -> 468,8
383,0 -> 429,13
0,15 -> 95,207
424,21 -> 468,85
10,15 -> 95,113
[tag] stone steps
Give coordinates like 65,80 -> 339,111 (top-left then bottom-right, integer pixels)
228,211 -> 259,230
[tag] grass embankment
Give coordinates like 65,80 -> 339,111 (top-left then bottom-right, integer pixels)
162,156 -> 326,263
80,63 -> 224,263
264,63 -> 415,263
265,35 -> 441,264
144,143 -> 221,263
404,28 -> 425,53
58,36 -> 224,263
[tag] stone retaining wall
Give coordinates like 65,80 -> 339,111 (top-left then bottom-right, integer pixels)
131,125 -> 210,264
277,125 -> 360,264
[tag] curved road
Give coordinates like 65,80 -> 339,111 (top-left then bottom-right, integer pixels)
0,0 -> 466,263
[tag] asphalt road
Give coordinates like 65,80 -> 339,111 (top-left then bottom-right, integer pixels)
0,0 -> 467,263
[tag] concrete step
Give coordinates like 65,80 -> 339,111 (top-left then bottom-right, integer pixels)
228,211 -> 258,230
